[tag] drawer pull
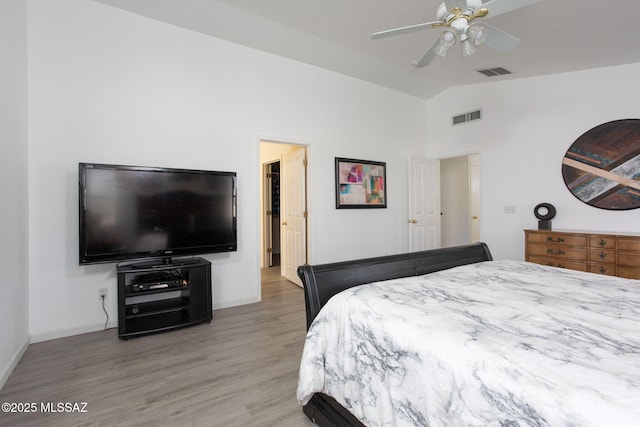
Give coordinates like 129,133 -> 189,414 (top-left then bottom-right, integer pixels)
599,266 -> 607,274
599,239 -> 607,247
547,249 -> 565,255
546,236 -> 565,243
599,252 -> 607,259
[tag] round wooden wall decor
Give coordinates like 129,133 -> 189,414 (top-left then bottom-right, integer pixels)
562,119 -> 640,210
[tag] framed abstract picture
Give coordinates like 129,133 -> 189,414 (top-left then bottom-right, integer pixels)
335,157 -> 387,209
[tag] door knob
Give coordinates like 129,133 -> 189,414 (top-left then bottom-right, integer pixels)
472,216 -> 479,219
408,219 -> 418,224
282,221 -> 288,226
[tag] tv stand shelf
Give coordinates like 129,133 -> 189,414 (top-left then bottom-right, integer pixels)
117,257 -> 212,339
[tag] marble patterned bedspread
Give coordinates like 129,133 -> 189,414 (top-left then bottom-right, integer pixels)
297,260 -> 640,426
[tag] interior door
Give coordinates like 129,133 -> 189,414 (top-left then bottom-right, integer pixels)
281,147 -> 307,286
408,156 -> 441,251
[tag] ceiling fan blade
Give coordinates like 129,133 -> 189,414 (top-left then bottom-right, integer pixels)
481,23 -> 521,53
481,0 -> 543,19
415,38 -> 441,68
443,0 -> 467,11
371,21 -> 441,40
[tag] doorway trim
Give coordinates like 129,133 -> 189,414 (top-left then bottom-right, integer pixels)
439,152 -> 481,246
258,136 -> 312,288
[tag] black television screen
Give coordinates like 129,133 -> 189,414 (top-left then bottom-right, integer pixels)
79,163 -> 237,264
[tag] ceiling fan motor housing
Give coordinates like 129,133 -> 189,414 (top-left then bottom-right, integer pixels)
451,17 -> 469,32
437,0 -> 483,26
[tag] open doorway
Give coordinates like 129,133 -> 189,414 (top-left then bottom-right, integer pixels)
440,153 -> 481,246
260,140 -> 308,287
264,161 -> 281,267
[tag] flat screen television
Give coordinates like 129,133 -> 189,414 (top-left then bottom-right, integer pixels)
79,163 -> 237,265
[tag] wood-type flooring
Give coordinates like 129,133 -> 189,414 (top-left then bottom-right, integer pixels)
0,267 -> 315,427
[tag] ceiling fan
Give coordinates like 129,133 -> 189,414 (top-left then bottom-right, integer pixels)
371,0 -> 543,68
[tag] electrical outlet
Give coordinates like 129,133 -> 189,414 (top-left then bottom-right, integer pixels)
99,288 -> 108,300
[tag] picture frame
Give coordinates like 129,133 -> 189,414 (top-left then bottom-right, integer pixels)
335,157 -> 387,209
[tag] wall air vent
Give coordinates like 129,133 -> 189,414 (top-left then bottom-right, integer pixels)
476,67 -> 512,77
452,109 -> 482,126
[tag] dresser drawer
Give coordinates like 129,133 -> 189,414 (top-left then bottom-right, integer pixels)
618,266 -> 640,280
589,248 -> 616,264
527,255 -> 589,272
618,238 -> 640,252
589,235 -> 617,249
526,233 -> 587,246
588,263 -> 617,276
527,244 -> 588,261
618,251 -> 640,268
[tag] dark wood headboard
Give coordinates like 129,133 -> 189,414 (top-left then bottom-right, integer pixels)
297,243 -> 493,330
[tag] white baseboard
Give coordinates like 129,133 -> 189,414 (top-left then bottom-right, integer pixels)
30,320 -> 118,344
0,336 -> 30,391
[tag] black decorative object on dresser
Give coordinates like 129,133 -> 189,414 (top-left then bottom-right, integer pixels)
117,257 -> 212,339
533,202 -> 556,230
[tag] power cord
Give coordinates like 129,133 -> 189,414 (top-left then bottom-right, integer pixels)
101,294 -> 109,331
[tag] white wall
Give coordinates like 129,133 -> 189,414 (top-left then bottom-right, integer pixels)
0,0 -> 30,388
427,63 -> 640,260
27,0 -> 428,340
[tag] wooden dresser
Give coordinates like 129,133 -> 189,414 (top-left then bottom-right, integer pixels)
524,229 -> 640,279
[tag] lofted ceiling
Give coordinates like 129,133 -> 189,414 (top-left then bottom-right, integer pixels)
94,0 -> 640,99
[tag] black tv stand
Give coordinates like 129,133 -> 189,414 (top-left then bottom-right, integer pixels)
117,257 -> 212,339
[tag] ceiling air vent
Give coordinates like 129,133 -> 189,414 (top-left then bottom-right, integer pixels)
452,109 -> 482,126
476,67 -> 512,77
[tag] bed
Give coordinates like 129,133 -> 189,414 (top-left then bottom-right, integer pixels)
296,243 -> 640,427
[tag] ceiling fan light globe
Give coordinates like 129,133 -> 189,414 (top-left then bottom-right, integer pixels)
467,24 -> 487,45
461,38 -> 477,56
440,30 -> 456,48
434,44 -> 449,58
